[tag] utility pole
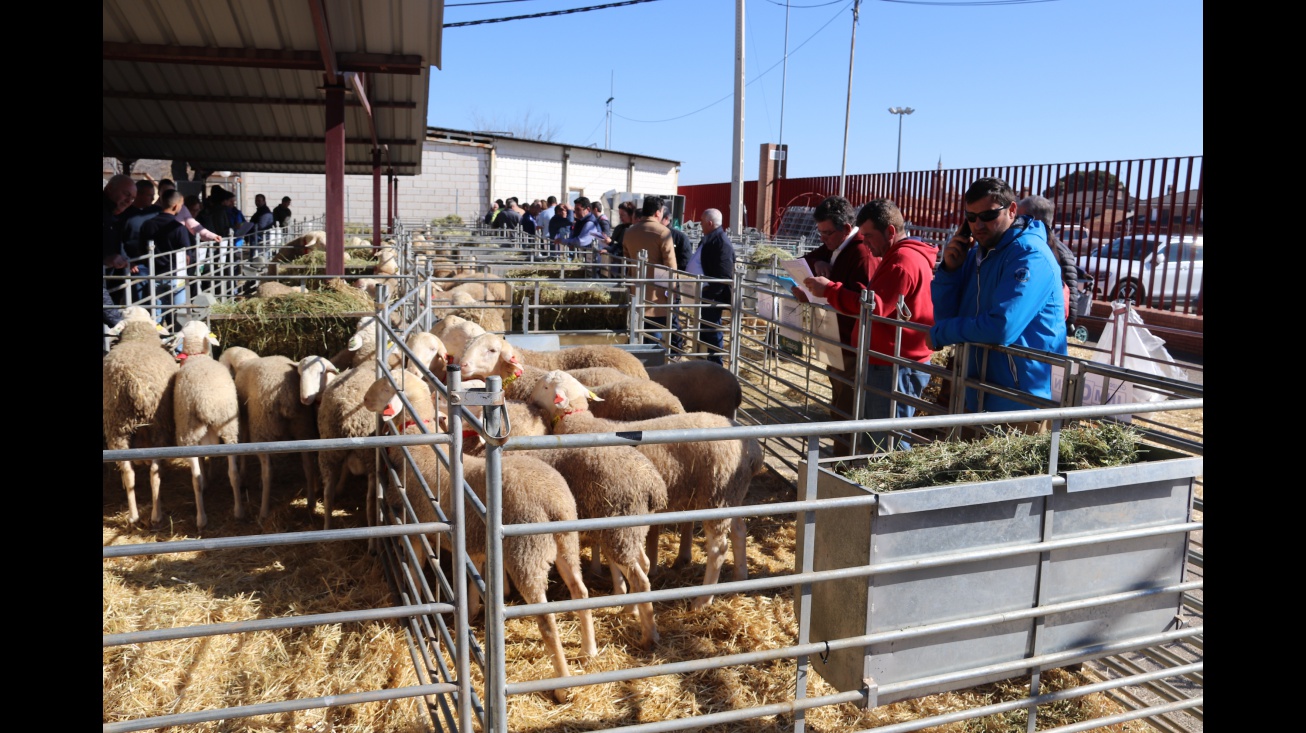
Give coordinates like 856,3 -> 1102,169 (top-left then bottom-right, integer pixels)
730,0 -> 746,233
605,71 -> 614,149
779,0 -> 791,158
839,0 -> 861,198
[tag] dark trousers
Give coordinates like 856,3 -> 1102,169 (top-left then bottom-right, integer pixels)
702,305 -> 725,363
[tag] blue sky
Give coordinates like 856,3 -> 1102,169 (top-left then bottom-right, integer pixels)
430,0 -> 1203,186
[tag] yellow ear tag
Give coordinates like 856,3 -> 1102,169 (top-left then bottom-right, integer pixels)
503,371 -> 518,385
587,390 -> 600,401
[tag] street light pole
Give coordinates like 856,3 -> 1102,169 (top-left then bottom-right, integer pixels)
888,106 -> 914,173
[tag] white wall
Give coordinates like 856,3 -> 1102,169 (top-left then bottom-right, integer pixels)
237,132 -> 679,228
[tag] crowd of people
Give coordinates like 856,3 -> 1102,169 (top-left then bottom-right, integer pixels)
794,177 -> 1072,451
477,177 -> 1072,450
102,176 -> 294,330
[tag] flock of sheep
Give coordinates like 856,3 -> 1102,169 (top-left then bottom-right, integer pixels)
102,258 -> 765,699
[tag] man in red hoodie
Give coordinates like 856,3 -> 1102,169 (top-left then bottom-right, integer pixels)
803,199 -> 937,452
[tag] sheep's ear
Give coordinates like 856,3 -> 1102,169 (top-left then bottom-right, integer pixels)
207,332 -> 220,346
107,321 -> 127,336
587,390 -> 604,402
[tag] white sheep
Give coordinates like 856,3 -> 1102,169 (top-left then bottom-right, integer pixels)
312,318 -> 395,530
218,346 -> 260,378
457,331 -> 648,382
645,360 -> 743,418
172,320 -> 243,529
429,315 -> 486,366
362,371 -> 597,697
272,230 -> 326,262
233,354 -> 336,521
446,290 -> 506,332
374,243 -> 399,276
255,282 -> 307,298
103,306 -> 180,527
531,370 -> 764,610
457,391 -> 667,649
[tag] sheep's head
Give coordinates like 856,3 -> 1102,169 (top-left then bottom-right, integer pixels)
531,370 -> 602,417
458,332 -> 520,382
450,290 -> 477,306
362,370 -> 434,430
177,320 -> 219,358
297,355 -> 339,405
405,332 -> 449,380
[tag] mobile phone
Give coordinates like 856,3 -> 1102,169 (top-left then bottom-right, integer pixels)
956,220 -> 971,239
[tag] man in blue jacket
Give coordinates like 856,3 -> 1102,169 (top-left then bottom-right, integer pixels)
928,177 -> 1067,415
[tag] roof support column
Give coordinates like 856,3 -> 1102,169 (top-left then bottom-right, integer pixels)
324,79 -> 346,276
392,174 -> 399,226
372,147 -> 382,254
387,168 -> 395,234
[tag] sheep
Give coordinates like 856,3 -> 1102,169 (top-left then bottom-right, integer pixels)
457,336 -> 660,409
233,354 -> 335,521
429,315 -> 486,366
103,305 -> 180,527
171,320 -> 243,529
402,331 -> 450,385
437,272 -> 511,304
218,346 -> 260,378
362,371 -> 597,697
374,243 -> 399,276
255,281 -> 307,298
446,290 -> 506,332
645,360 -> 743,418
457,332 -> 648,387
328,315 -> 397,370
312,317 -> 400,529
457,390 -> 667,649
531,370 -> 764,610
272,230 -> 325,262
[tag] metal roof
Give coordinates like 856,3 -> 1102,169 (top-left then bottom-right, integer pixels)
103,0 -> 444,177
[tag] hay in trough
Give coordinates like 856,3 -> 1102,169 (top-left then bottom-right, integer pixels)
290,249 -> 378,268
209,278 -> 376,360
511,282 -> 627,331
505,265 -> 589,279
841,421 -> 1143,493
748,245 -> 793,267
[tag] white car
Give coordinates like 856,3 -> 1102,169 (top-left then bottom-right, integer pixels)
1076,235 -> 1203,310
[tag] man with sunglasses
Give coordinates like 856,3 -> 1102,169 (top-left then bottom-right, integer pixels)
792,196 -> 877,453
929,177 -> 1067,417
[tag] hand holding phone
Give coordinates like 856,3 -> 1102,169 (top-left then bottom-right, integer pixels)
941,220 -> 973,272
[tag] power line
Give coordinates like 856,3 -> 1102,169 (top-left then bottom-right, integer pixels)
613,0 -> 853,123
447,0 -> 551,7
443,0 -> 662,27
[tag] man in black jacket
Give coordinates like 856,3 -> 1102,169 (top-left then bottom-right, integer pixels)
139,189 -> 194,326
696,208 -> 736,364
273,196 -> 293,228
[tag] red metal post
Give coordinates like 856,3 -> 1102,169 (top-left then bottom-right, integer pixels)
387,169 -> 395,234
324,78 -> 346,276
373,147 -> 382,254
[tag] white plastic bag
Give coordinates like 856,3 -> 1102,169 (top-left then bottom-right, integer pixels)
1094,303 -> 1188,402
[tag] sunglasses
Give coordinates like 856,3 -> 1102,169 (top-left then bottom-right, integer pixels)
963,206 -> 1007,223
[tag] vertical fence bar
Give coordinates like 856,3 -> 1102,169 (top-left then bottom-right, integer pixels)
483,373 -> 507,733
793,434 -> 823,733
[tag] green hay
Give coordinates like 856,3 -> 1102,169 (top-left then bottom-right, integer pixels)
748,245 -> 793,267
504,265 -> 589,279
209,281 -> 376,360
430,214 -> 464,227
510,282 -> 628,331
290,249 -> 377,268
841,422 -> 1144,493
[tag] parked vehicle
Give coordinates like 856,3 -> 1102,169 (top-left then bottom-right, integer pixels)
1055,225 -> 1094,255
1076,235 -> 1203,310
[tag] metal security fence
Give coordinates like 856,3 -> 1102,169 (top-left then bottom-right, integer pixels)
103,231 -> 1202,733
682,156 -> 1204,315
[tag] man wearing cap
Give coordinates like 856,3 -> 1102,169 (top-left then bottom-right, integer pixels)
273,196 -> 293,228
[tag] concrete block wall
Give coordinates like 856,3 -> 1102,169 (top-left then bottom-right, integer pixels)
240,141 -> 489,228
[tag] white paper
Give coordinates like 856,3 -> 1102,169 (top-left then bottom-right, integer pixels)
779,258 -> 825,304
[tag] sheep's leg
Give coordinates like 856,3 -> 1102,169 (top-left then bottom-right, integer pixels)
118,460 -> 140,526
188,456 -> 208,530
365,472 -> 378,553
690,518 -> 732,611
148,460 -> 163,526
645,524 -> 661,576
672,521 -> 695,569
553,534 -> 597,661
259,454 -> 275,521
227,455 -> 243,520
322,466 -> 350,530
587,537 -> 604,579
615,559 -> 659,649
609,555 -> 633,615
730,517 -> 749,582
301,452 -> 320,510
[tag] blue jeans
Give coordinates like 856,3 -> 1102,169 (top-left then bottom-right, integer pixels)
701,305 -> 724,363
643,315 -> 668,347
862,363 -> 931,453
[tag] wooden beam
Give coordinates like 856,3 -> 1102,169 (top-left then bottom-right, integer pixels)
103,42 -> 423,75
101,90 -> 417,108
